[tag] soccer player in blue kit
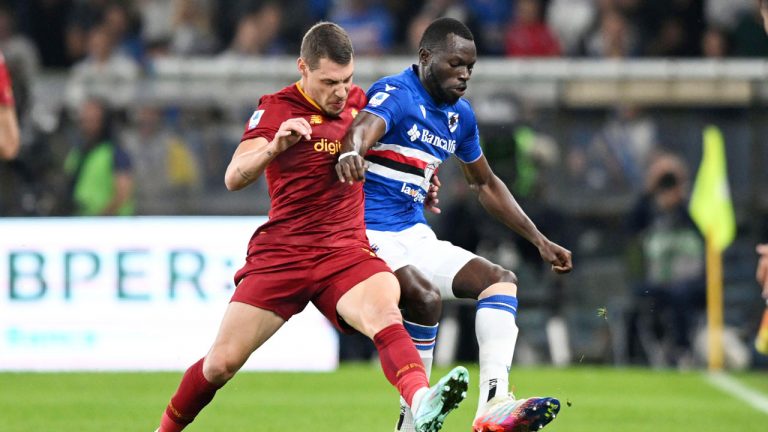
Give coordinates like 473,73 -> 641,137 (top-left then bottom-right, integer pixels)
335,18 -> 572,432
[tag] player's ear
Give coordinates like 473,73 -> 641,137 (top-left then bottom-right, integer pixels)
418,47 -> 431,66
297,57 -> 309,77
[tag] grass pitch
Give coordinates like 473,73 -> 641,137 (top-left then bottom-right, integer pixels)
0,365 -> 766,431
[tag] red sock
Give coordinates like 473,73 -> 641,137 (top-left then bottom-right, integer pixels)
159,357 -> 223,432
373,323 -> 429,406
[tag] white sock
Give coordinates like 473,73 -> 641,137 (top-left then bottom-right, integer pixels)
410,387 -> 429,416
396,321 -> 438,431
475,294 -> 519,418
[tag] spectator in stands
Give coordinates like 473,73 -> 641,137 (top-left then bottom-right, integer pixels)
169,0 -> 219,56
636,0 -> 704,58
503,0 -> 561,57
329,0 -> 394,56
65,0 -> 109,63
0,6 -> 41,82
465,0 -> 513,55
64,98 -> 134,216
406,0 -> 483,54
123,104 -> 201,214
65,24 -> 140,110
546,0 -> 595,55
138,0 -> 174,49
701,27 -> 729,58
102,2 -> 145,64
566,105 -> 660,194
579,5 -> 640,58
220,3 -> 284,59
625,153 -> 704,368
644,17 -> 690,57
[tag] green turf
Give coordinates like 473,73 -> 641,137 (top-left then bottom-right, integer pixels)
0,365 -> 766,431
733,370 -> 768,394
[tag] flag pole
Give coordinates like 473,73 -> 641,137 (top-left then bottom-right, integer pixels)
706,231 -> 724,371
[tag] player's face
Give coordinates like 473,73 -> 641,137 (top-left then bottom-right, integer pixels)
421,34 -> 476,105
299,57 -> 354,117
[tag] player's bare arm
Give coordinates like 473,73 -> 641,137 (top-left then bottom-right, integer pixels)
0,105 -> 19,160
335,111 -> 386,184
225,117 -> 312,191
460,155 -> 572,274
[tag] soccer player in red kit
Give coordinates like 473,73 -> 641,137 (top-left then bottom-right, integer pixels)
155,22 -> 468,432
0,51 -> 19,160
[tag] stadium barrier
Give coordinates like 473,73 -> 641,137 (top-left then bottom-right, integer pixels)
0,217 -> 339,371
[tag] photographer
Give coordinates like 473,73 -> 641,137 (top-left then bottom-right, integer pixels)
625,153 -> 705,367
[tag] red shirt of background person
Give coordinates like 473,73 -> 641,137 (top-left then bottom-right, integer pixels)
238,82 -> 368,248
0,51 -> 19,160
503,0 -> 561,57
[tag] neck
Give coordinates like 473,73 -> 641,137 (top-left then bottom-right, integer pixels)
417,65 -> 445,106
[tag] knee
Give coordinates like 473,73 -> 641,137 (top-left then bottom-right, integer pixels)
493,266 -> 517,285
360,303 -> 403,338
479,266 -> 518,298
402,281 -> 442,322
202,351 -> 241,385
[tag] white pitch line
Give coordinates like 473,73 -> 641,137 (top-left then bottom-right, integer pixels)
706,372 -> 768,415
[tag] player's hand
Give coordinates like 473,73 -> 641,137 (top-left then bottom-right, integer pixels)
538,239 -> 572,274
274,118 -> 312,152
424,174 -> 442,214
756,244 -> 768,299
335,152 -> 369,184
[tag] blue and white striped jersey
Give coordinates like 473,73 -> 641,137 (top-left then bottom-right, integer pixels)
362,66 -> 483,232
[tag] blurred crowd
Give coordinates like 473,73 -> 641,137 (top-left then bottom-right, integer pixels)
5,0 -> 768,70
1,0 -> 767,215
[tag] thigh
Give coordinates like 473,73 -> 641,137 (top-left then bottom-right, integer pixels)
313,246 -> 394,333
207,301 -> 285,371
335,271 -> 401,338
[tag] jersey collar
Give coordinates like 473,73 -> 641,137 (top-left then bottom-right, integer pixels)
294,81 -> 323,112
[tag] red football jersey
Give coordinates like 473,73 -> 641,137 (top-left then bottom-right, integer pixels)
240,82 -> 368,248
0,52 -> 14,107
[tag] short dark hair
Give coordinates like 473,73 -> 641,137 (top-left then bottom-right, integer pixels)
419,17 -> 474,52
300,22 -> 353,70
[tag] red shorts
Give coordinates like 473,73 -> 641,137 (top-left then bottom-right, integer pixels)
231,242 -> 392,332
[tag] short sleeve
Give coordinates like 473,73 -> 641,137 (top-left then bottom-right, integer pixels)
240,98 -> 287,143
362,81 -> 405,133
454,105 -> 482,163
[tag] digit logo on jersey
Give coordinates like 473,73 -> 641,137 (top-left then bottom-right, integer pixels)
314,138 -> 341,155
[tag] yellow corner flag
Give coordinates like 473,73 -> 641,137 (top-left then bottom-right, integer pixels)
689,125 -> 735,252
688,125 -> 735,371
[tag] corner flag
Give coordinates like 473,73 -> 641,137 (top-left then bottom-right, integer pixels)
688,125 -> 735,371
689,125 -> 735,252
